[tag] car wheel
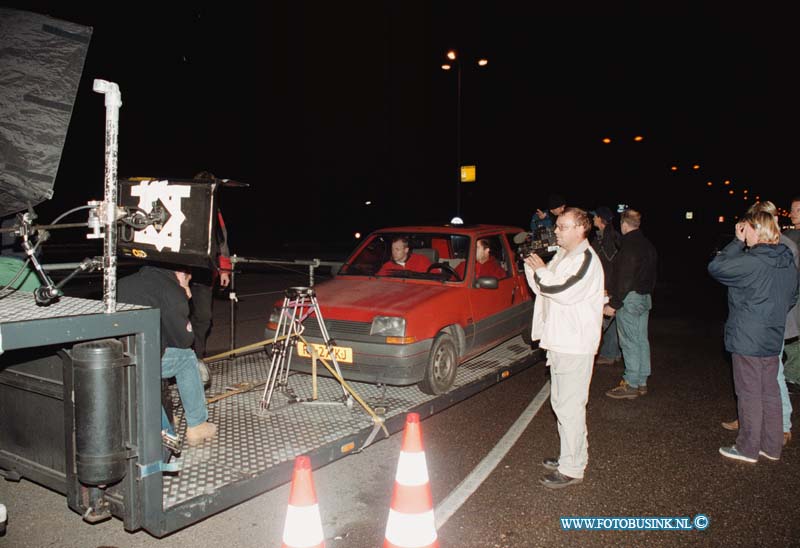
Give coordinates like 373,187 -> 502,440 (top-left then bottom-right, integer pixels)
419,333 -> 458,395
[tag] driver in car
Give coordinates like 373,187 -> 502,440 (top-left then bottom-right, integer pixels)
455,238 -> 506,280
376,236 -> 432,275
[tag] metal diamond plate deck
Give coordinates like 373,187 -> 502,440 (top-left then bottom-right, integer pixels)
163,336 -> 538,509
0,290 -> 143,323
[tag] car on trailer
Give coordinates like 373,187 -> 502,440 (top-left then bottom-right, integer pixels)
264,224 -> 535,394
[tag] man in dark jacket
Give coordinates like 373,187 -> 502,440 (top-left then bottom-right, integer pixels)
709,211 -> 798,462
118,266 -> 217,446
591,206 -> 622,365
604,209 -> 658,399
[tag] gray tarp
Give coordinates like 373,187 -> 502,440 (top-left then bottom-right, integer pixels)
0,8 -> 92,217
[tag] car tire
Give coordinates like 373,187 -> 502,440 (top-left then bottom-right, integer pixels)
419,333 -> 458,395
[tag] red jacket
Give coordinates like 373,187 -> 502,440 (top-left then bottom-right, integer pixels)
456,257 -> 506,279
377,253 -> 432,276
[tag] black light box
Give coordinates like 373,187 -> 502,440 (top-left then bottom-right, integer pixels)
117,177 -> 220,268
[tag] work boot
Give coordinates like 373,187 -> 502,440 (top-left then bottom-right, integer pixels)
605,380 -> 639,399
540,470 -> 582,489
721,419 -> 739,431
186,422 -> 217,446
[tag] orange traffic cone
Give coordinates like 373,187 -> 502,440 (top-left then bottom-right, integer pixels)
384,413 -> 439,548
282,455 -> 325,548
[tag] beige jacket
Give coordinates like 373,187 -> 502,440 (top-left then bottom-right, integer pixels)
524,239 -> 605,355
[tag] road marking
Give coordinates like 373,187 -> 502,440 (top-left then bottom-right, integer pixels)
434,379 -> 551,529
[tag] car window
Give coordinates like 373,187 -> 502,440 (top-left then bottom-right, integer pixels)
338,232 -> 470,280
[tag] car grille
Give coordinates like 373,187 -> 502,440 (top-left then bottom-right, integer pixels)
300,318 -> 372,338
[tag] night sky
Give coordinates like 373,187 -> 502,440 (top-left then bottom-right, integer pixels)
6,3 -> 797,267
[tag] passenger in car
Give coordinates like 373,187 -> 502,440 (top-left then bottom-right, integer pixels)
376,236 -> 432,275
455,238 -> 506,279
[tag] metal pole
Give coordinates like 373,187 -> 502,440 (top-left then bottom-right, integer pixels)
229,255 -> 238,352
93,79 -> 122,314
456,60 -> 462,218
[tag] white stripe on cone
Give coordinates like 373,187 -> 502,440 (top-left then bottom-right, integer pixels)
385,508 -> 437,547
282,503 -> 324,547
395,451 -> 430,486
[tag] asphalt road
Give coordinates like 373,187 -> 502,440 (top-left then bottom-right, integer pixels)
1,266 -> 799,547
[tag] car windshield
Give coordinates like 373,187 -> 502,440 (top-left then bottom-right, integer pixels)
338,232 -> 471,280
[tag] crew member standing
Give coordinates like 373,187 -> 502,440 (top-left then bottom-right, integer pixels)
189,172 -> 232,383
605,208 -> 658,399
591,206 -> 622,365
524,207 -> 604,488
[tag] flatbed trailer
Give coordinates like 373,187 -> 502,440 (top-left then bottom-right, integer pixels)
0,291 -> 541,537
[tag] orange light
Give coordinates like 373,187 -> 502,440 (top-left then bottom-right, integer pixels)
729,190 -> 734,195
441,64 -> 452,70
724,180 -> 730,185
602,137 -> 612,144
693,164 -> 700,170
670,166 -> 678,171
633,135 -> 644,142
477,58 -> 488,66
707,181 -> 713,187
743,189 -> 748,194
267,321 -> 279,331
386,336 -> 417,345
718,216 -> 725,223
446,50 -> 456,60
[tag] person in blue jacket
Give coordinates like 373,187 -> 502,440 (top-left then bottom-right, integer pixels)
709,210 -> 799,463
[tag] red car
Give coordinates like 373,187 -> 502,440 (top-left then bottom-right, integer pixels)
264,225 -> 534,394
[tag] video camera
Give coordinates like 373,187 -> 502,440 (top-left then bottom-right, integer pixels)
513,226 -> 559,261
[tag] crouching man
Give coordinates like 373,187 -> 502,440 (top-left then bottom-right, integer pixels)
524,207 -> 605,488
118,265 -> 217,446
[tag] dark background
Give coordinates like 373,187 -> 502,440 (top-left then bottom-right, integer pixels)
6,3 -> 798,279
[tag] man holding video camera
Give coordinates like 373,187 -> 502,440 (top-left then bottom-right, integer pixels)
524,207 -> 605,489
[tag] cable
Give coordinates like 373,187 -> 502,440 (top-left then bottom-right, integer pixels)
1,205 -> 95,299
31,204 -> 95,255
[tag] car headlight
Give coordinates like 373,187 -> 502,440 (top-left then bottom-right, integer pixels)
370,316 -> 406,336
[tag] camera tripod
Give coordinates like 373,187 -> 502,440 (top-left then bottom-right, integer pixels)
259,286 -> 352,410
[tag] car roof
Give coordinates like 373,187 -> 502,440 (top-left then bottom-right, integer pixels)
373,224 -> 526,236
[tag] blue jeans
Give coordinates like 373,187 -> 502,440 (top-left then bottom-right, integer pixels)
599,315 -> 621,359
778,342 -> 793,433
161,347 -> 208,427
616,292 -> 652,388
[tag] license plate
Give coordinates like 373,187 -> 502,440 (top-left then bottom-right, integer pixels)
297,342 -> 354,364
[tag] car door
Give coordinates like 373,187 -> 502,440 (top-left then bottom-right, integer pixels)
464,234 -> 519,352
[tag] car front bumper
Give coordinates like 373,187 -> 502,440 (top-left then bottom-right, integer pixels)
263,328 -> 433,386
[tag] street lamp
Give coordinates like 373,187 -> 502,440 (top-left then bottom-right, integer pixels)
441,49 -> 488,218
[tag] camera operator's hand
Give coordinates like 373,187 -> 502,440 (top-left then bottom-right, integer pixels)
524,253 -> 546,271
535,208 -> 547,220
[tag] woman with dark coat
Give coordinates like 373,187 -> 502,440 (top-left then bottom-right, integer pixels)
708,210 -> 799,463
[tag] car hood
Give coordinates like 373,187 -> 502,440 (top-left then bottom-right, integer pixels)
311,278 -> 453,321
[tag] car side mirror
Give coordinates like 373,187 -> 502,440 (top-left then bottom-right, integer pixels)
474,276 -> 499,289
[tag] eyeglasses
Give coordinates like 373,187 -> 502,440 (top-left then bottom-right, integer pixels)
555,224 -> 576,231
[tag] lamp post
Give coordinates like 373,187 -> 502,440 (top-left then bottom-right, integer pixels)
441,50 -> 488,219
